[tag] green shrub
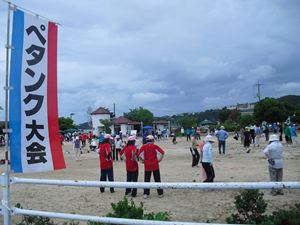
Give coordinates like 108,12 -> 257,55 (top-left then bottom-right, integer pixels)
226,189 -> 267,224
88,197 -> 169,225
261,204 -> 300,225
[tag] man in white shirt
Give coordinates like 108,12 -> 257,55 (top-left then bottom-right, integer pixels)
263,134 -> 284,196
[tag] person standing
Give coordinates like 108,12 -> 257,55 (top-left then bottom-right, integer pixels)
73,136 -> 81,161
284,123 -> 292,146
181,127 -> 185,137
114,135 -> 123,161
202,135 -> 215,182
186,128 -> 191,141
191,136 -> 200,167
216,126 -> 228,154
137,135 -> 165,199
264,125 -> 270,142
244,127 -> 251,153
98,134 -> 114,193
119,136 -> 139,197
263,134 -> 284,195
254,125 -> 262,147
290,124 -> 298,146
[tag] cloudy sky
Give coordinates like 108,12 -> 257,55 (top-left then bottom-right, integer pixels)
0,0 -> 300,124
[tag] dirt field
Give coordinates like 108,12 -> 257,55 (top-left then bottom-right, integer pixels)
0,134 -> 299,224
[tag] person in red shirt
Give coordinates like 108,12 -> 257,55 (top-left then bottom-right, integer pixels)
119,135 -> 139,197
137,135 -> 165,199
98,134 -> 114,193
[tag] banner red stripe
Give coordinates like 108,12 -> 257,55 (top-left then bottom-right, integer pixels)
47,22 -> 66,170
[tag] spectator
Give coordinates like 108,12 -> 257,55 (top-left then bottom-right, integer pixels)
216,126 -> 228,154
202,135 -> 215,182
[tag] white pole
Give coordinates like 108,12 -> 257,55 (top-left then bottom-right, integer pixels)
12,207 -> 238,225
3,1 -> 12,225
10,177 -> 300,190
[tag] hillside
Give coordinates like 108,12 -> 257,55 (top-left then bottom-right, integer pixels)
277,95 -> 300,106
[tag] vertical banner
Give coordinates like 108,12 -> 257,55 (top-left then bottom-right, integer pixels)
9,9 -> 66,173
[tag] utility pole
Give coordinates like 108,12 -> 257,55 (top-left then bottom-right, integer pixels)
255,80 -> 264,101
113,103 -> 116,118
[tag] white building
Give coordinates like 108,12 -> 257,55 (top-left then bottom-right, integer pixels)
91,107 -> 113,135
113,116 -> 134,137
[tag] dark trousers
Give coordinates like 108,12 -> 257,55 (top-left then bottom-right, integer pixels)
113,148 -> 121,161
191,148 -> 200,167
100,168 -> 114,193
202,162 -> 215,182
218,140 -> 226,154
125,170 -> 138,197
144,170 -> 163,196
186,134 -> 191,141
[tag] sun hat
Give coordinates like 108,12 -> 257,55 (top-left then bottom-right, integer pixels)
75,136 -> 79,140
269,134 -> 279,142
220,126 -> 225,130
116,135 -> 120,139
205,135 -> 215,143
146,135 -> 154,140
128,135 -> 136,141
104,134 -> 112,139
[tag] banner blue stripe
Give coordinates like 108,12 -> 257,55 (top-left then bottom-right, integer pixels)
10,10 -> 24,173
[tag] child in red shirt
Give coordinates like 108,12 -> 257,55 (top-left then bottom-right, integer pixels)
137,135 -> 165,199
119,135 -> 139,197
98,134 -> 114,193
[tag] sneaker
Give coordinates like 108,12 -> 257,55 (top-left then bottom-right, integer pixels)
246,149 -> 251,153
143,194 -> 148,199
158,194 -> 164,198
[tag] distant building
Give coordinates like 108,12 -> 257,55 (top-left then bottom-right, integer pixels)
90,107 -> 113,135
227,103 -> 256,115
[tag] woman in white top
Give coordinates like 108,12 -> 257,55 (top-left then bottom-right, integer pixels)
202,135 -> 215,182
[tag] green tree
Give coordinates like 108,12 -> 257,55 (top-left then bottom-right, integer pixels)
100,119 -> 113,133
219,107 -> 231,122
239,115 -> 255,128
178,116 -> 197,129
124,107 -> 154,125
59,117 -> 76,131
228,109 -> 241,122
254,98 -> 291,123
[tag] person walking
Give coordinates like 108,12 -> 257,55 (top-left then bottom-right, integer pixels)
263,134 -> 284,195
191,136 -> 200,167
290,124 -> 298,146
202,135 -> 215,182
284,123 -> 292,146
119,135 -> 139,197
216,126 -> 228,154
98,134 -> 114,193
137,135 -> 165,199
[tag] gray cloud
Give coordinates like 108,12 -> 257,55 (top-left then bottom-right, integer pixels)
0,0 -> 300,123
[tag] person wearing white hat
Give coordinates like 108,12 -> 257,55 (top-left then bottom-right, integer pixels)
263,134 -> 284,196
114,135 -> 123,161
215,126 -> 228,155
137,134 -> 165,199
98,134 -> 114,193
202,135 -> 215,182
73,136 -> 81,161
119,135 -> 139,197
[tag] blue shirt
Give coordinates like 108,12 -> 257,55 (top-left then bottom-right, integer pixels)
216,129 -> 228,141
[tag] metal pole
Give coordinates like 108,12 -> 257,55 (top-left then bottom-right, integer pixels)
3,1 -> 12,224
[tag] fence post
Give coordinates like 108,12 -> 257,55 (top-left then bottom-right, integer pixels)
1,172 -> 11,225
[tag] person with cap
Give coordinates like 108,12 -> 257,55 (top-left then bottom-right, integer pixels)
243,127 -> 251,153
202,135 -> 215,182
98,134 -> 114,193
114,135 -> 123,161
137,135 -> 165,199
119,135 -> 139,197
216,126 -> 229,154
73,136 -> 81,161
263,134 -> 284,195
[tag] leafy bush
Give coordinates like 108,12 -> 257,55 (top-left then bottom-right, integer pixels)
226,189 -> 267,224
88,197 -> 169,225
261,204 -> 300,225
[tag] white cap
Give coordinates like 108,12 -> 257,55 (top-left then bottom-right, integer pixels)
104,134 -> 112,139
205,135 -> 215,143
269,134 -> 279,142
115,135 -> 120,139
128,135 -> 136,141
146,135 -> 154,140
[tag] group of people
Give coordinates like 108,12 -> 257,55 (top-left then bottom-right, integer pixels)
97,134 -> 165,199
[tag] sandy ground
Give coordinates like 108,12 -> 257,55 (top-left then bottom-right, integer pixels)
0,134 -> 300,224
